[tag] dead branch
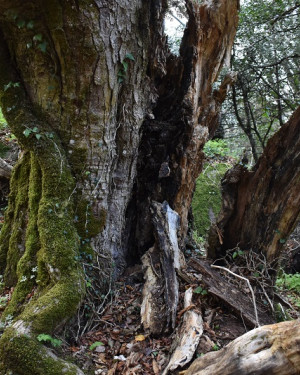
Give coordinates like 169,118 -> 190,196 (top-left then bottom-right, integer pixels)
211,265 -> 260,327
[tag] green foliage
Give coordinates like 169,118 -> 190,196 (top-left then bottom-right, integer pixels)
203,139 -> 237,159
276,273 -> 300,294
89,341 -> 104,351
193,286 -> 208,295
118,53 -> 135,83
192,162 -> 230,237
232,249 -> 244,259
37,334 -> 62,348
3,81 -> 20,92
221,0 -> 299,161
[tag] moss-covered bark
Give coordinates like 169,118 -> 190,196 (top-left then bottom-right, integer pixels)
0,21 -> 86,372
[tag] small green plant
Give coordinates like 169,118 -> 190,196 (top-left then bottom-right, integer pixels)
89,341 -> 104,351
3,81 -> 20,92
193,286 -> 208,295
37,334 -> 62,347
212,343 -> 219,351
118,53 -> 135,83
232,249 -> 244,259
23,126 -> 42,139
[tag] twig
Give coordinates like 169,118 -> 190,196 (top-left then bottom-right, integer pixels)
260,283 -> 274,312
211,265 -> 260,327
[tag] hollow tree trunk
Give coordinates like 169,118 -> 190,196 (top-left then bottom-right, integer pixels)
208,106 -> 300,261
0,0 -> 239,373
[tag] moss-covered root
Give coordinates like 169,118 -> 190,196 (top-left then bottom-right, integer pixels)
0,326 -> 84,375
0,274 -> 85,374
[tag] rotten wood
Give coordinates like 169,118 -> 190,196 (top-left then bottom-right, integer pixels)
141,246 -> 166,336
208,106 -> 300,261
151,201 -> 185,330
162,287 -> 203,375
185,319 -> 300,375
141,201 -> 185,334
189,258 -> 274,327
128,0 -> 239,257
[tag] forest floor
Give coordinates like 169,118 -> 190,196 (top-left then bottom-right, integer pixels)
62,242 -> 300,375
62,262 -> 251,374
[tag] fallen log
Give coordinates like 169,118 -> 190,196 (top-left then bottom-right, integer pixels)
162,288 -> 203,374
184,319 -> 300,375
189,259 -> 274,327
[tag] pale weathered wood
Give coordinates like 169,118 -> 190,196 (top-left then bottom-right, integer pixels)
189,259 -> 274,327
141,201 -> 185,334
141,246 -> 166,336
151,201 -> 185,330
185,319 -> 300,375
162,288 -> 203,375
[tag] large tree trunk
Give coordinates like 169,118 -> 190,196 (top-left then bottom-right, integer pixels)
208,106 -> 300,261
0,0 -> 239,373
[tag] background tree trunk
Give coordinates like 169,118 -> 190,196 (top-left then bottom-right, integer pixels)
0,0 -> 239,373
208,106 -> 300,261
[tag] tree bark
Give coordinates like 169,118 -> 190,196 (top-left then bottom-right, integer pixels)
0,0 -> 239,373
208,106 -> 300,261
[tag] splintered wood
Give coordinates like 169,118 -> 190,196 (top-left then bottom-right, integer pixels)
162,288 -> 203,375
141,201 -> 185,335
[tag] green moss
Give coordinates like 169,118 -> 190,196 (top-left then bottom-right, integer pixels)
192,162 -> 230,237
20,273 -> 85,334
0,327 -> 83,375
3,154 -> 42,318
75,199 -> 106,239
1,153 -> 31,286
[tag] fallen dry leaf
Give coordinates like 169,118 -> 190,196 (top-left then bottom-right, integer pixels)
135,334 -> 145,342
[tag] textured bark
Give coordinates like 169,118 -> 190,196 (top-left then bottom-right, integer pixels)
208,106 -> 300,261
0,1 -> 153,373
185,319 -> 300,375
189,259 -> 274,327
0,0 -> 239,373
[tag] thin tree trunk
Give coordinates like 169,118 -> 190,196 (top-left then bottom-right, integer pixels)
232,83 -> 259,162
